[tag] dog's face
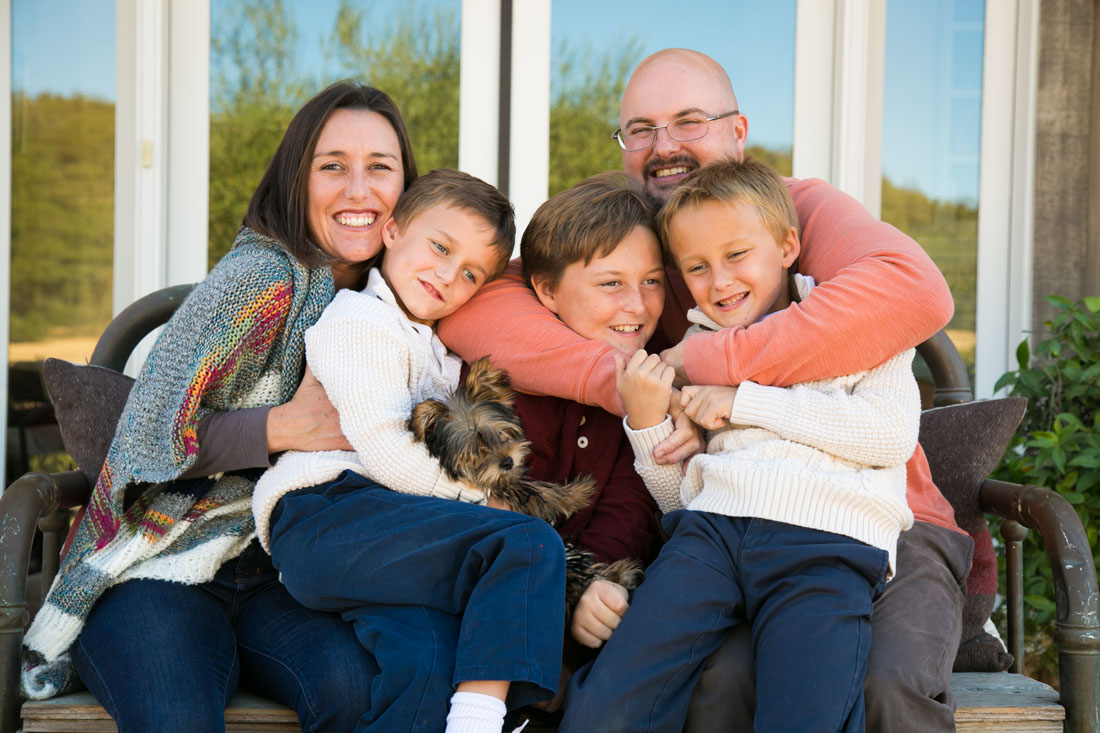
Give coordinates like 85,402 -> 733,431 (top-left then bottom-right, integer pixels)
410,357 -> 530,496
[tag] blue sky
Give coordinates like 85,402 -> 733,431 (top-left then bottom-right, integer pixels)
11,0 -> 983,203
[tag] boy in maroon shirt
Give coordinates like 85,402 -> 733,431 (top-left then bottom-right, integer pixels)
503,172 -> 666,676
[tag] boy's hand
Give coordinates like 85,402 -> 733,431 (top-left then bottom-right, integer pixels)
571,580 -> 630,648
654,409 -> 705,467
616,350 -> 675,430
681,385 -> 738,431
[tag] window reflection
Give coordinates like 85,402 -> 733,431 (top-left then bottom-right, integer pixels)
882,0 -> 984,386
208,0 -> 461,267
548,0 -> 796,195
8,0 -> 115,481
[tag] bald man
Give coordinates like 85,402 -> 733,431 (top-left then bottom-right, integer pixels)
439,49 -> 972,731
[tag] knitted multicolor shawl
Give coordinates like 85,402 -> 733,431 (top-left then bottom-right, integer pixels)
21,227 -> 334,699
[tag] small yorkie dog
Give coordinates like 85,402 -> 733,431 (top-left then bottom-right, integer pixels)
410,356 -> 645,616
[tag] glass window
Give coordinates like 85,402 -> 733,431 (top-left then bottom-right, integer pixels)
8,0 -> 115,480
209,0 -> 461,267
882,0 -> 984,384
548,0 -> 796,196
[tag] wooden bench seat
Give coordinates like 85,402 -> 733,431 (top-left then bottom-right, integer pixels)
21,673 -> 1063,732
20,690 -> 299,732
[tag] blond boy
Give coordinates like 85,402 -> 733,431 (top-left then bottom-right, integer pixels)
562,160 -> 920,732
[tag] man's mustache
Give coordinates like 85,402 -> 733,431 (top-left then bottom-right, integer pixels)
642,154 -> 700,180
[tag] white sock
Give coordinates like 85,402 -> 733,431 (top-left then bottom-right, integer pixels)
445,691 -> 508,733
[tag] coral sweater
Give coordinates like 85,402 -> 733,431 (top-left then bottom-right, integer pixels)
438,177 -> 961,533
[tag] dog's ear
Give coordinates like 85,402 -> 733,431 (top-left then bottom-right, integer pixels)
465,356 -> 514,408
410,399 -> 448,441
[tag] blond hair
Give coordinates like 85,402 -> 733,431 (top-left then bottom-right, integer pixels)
657,158 -> 799,259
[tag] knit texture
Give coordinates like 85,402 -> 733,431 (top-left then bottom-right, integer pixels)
626,275 -> 917,576
21,228 -> 333,699
252,269 -> 484,552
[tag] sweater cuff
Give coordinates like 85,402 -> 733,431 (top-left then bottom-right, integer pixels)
431,474 -> 488,505
623,415 -> 674,467
729,380 -> 788,429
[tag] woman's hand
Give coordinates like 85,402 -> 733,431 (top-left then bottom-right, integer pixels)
266,367 -> 354,454
616,350 -> 675,430
571,579 -> 630,648
680,385 -> 739,431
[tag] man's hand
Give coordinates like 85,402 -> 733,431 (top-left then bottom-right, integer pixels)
266,367 -> 353,454
654,409 -> 705,466
658,338 -> 690,387
680,385 -> 739,431
571,580 -> 630,648
616,350 -> 675,430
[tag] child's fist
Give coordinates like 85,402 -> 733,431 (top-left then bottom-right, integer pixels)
571,579 -> 630,648
616,350 -> 675,429
680,385 -> 738,431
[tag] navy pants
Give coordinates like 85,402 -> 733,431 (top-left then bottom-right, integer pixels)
73,539 -> 378,733
269,471 -> 567,731
560,511 -> 888,733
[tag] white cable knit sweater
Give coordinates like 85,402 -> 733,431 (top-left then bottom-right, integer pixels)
626,275 -> 917,577
252,269 -> 485,551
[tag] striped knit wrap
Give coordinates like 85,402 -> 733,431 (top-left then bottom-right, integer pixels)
21,227 -> 334,700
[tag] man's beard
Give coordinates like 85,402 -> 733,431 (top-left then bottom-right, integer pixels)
640,153 -> 700,205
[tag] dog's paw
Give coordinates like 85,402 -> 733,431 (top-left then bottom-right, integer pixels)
601,558 -> 645,592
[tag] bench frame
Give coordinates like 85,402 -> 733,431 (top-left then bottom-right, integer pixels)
1,286 -> 1097,732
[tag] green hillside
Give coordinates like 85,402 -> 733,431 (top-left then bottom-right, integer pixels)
10,93 -> 114,344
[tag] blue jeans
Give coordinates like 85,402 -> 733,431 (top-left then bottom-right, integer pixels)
72,538 -> 375,733
269,471 -> 566,731
560,511 -> 889,733
684,520 -> 972,732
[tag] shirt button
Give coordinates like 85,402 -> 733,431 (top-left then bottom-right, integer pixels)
577,436 -> 589,448
579,416 -> 587,426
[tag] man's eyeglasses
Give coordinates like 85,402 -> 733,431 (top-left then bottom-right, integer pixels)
611,110 -> 739,152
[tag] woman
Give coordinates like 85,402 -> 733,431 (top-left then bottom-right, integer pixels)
21,81 -> 416,732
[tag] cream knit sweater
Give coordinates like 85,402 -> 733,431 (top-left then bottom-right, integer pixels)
626,276 -> 917,577
252,269 -> 485,551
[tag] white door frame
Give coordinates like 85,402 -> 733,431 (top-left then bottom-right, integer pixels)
1,0 -> 11,481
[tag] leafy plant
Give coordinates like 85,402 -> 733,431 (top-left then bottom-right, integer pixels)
992,294 -> 1100,684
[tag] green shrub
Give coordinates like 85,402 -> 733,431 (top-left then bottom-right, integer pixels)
992,294 -> 1100,683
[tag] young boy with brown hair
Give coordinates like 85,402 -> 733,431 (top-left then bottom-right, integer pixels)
561,159 -> 921,732
252,169 -> 562,733
517,172 -> 665,650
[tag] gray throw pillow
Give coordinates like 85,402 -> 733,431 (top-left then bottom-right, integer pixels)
41,358 -> 135,481
918,397 -> 1026,673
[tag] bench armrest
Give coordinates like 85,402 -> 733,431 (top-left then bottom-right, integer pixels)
980,477 -> 1100,733
0,470 -> 90,733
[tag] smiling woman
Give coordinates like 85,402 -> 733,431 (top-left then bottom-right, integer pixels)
305,108 -> 406,288
18,82 -> 426,733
